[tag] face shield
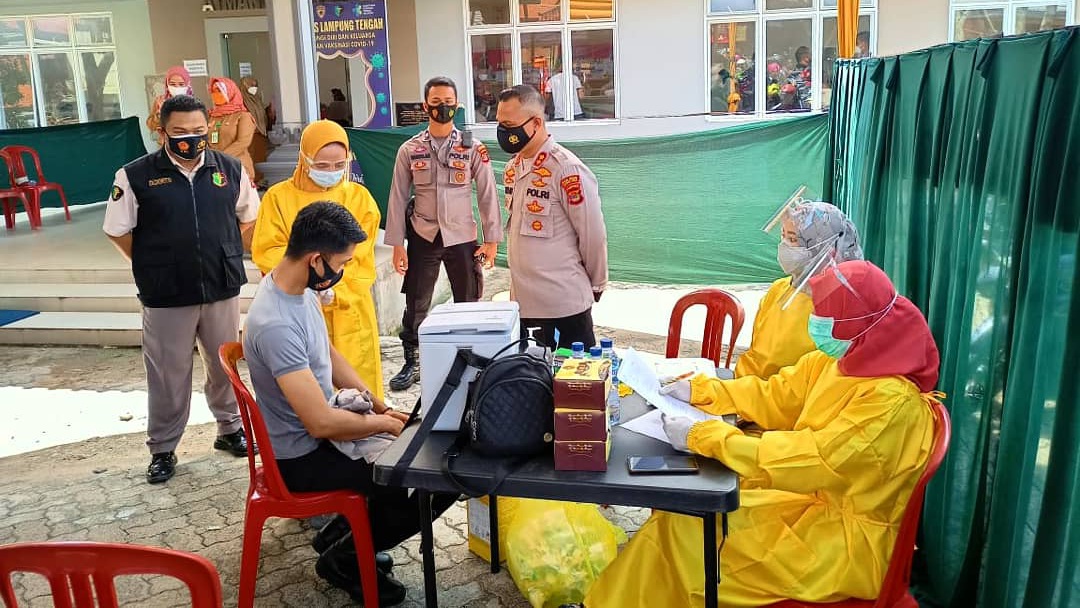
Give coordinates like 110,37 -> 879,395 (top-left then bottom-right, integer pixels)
763,187 -> 837,309
761,185 -> 818,236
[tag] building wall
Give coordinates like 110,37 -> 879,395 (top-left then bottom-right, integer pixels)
387,0 -> 420,103
878,0 -> 949,56
414,0 -> 469,100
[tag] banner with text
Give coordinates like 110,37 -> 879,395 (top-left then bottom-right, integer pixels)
313,1 -> 392,128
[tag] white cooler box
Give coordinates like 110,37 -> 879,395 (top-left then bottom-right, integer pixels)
418,301 -> 522,431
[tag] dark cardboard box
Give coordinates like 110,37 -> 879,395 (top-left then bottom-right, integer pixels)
554,359 -> 612,411
554,408 -> 610,442
554,439 -> 611,472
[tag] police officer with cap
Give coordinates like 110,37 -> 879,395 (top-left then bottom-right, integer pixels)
104,95 -> 260,484
385,76 -> 502,391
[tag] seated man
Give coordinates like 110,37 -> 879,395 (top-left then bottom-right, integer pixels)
243,201 -> 456,606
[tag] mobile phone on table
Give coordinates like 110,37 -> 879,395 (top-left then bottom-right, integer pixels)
626,455 -> 700,475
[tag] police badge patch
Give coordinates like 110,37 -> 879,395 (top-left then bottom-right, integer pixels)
110,185 -> 123,201
212,172 -> 227,187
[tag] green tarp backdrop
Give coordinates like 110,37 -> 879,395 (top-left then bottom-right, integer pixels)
827,27 -> 1080,608
349,114 -> 830,285
0,117 -> 146,207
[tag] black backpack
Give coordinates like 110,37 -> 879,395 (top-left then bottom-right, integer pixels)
391,339 -> 554,496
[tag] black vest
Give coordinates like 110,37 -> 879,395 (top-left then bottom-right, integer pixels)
125,149 -> 246,308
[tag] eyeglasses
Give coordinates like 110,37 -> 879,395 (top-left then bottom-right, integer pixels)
304,154 -> 350,172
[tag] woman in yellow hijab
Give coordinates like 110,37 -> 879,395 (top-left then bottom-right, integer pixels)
252,120 -> 384,398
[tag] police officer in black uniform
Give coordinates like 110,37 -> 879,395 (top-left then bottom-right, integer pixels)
104,95 -> 261,484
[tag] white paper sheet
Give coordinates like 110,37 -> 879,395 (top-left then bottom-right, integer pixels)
619,409 -> 671,443
617,348 -> 711,422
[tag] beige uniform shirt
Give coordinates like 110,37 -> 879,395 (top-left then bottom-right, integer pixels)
505,136 -> 608,319
385,128 -> 502,248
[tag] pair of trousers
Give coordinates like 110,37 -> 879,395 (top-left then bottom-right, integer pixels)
142,297 -> 242,454
399,228 -> 482,350
277,441 -> 458,552
521,307 -> 597,351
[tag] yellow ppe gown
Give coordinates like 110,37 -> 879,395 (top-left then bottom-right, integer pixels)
734,276 -> 816,379
250,122 -> 384,399
584,351 -> 935,607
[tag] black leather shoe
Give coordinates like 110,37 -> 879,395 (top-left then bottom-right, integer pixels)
389,347 -> 419,391
316,537 -> 406,606
146,452 -> 177,484
213,429 -> 255,457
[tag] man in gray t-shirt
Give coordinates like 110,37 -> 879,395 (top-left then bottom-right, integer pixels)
244,272 -> 343,460
242,202 -> 456,605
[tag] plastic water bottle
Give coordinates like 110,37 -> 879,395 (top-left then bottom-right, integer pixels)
589,346 -> 602,359
600,338 -> 614,360
603,338 -> 622,424
571,342 -> 585,359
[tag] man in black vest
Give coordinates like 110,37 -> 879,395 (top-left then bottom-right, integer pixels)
104,95 -> 261,484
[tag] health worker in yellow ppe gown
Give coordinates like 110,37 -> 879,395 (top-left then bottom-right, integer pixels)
734,200 -> 864,379
252,120 -> 384,398
581,261 -> 941,607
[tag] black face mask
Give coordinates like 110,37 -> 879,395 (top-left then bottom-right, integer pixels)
307,256 -> 344,292
166,133 -> 208,161
428,103 -> 456,125
497,118 -> 535,154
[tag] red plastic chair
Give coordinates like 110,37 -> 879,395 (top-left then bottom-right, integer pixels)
218,342 -> 379,608
766,398 -> 953,608
0,541 -> 222,607
0,149 -> 33,230
666,289 -> 746,368
2,144 -> 71,228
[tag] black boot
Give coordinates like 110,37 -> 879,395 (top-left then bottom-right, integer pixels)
313,515 -> 394,573
389,346 -> 420,391
316,533 -> 406,606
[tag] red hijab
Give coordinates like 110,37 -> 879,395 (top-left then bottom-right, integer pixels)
208,77 -> 247,117
164,66 -> 193,98
808,261 -> 940,392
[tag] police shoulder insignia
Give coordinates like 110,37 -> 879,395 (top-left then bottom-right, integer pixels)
477,143 -> 490,163
561,175 -> 584,206
110,185 -> 123,201
211,172 -> 227,187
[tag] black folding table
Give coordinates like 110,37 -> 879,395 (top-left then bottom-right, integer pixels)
373,395 -> 740,608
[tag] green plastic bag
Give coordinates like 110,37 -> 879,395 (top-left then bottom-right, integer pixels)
505,499 -> 628,608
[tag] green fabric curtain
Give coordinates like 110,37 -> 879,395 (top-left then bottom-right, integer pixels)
0,117 -> 147,207
827,28 -> 1080,607
349,114 -> 829,285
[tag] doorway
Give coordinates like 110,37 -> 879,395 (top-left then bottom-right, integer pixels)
221,32 -> 276,106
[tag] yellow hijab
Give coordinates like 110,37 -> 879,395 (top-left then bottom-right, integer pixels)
290,120 -> 352,193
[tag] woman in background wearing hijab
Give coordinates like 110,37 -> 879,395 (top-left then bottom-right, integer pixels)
577,261 -> 941,607
251,120 -> 384,399
735,200 -> 864,379
240,76 -> 273,185
207,77 -> 256,180
146,66 -> 193,139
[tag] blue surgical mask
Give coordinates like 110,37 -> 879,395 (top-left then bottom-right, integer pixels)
308,167 -> 345,188
807,314 -> 852,359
